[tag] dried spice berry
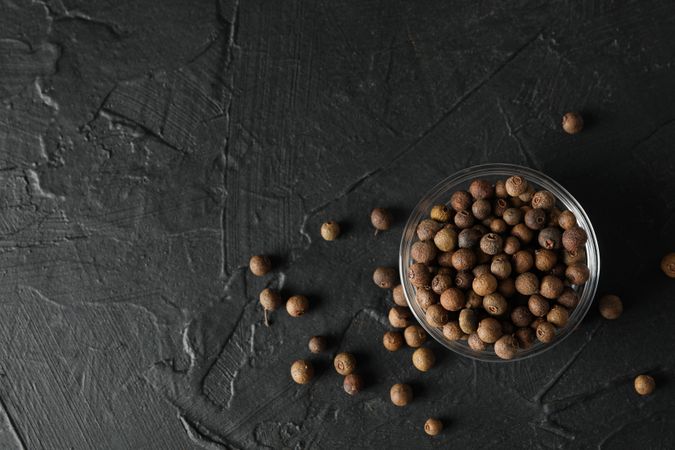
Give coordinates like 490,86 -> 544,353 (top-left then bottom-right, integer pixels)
519,186 -> 535,203
524,208 -> 547,230
547,305 -> 569,328
404,325 -> 428,348
515,272 -> 539,295
465,291 -> 483,308
469,179 -> 494,200
426,304 -> 449,327
343,373 -> 364,396
443,321 -> 465,340
468,333 -> 487,351
535,249 -> 558,272
473,273 -> 498,296
494,335 -> 518,360
483,293 -> 508,316
565,264 -> 590,285
450,191 -> 471,212
548,207 -> 562,227
392,284 -> 407,307
259,288 -> 282,326
557,288 -> 579,309
459,308 -> 478,334
661,253 -> 675,278
454,270 -> 474,290
562,112 -> 584,134
417,219 -> 441,241
489,218 -> 508,234
424,418 -> 443,436
412,347 -> 435,372
495,180 -> 508,197
503,236 -> 521,255
416,288 -> 437,310
290,360 -> 314,384
502,208 -> 523,226
538,227 -> 562,250
320,221 -> 341,241
490,255 -> 512,280
451,249 -> 477,271
373,266 -> 398,289
454,210 -> 475,229
308,336 -> 328,353
512,250 -> 534,274
389,306 -> 412,328
479,233 -> 503,256
531,190 -> 556,210
408,263 -> 432,288
536,321 -> 556,343
563,248 -> 587,265
511,223 -> 534,244
540,275 -> 564,300
471,199 -> 492,220
432,273 -> 453,295
511,306 -> 534,327
371,208 -> 393,232
458,228 -> 482,248
493,198 -> 509,217
528,294 -> 550,317
383,331 -> 405,351
477,317 -> 502,343
249,255 -> 272,276
286,295 -> 309,317
434,227 -> 458,252
558,210 -> 577,230
598,294 -> 623,320
440,287 -> 465,311
411,240 -> 438,264
515,327 -> 535,349
472,264 -> 491,278
390,383 -> 413,406
334,352 -> 357,376
634,374 -> 655,396
505,176 -> 528,196
430,204 -> 452,223
562,226 -> 587,252
498,278 -> 516,298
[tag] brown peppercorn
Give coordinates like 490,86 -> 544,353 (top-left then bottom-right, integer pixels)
512,250 -> 534,274
502,208 -> 523,226
565,264 -> 590,285
383,331 -> 405,351
505,176 -> 528,197
426,304 -> 448,327
430,204 -> 451,223
511,223 -> 534,244
489,218 -> 508,234
249,255 -> 272,276
493,198 -> 509,217
471,199 -> 492,220
498,278 -> 516,298
343,373 -> 364,396
454,270 -> 474,290
454,210 -> 475,229
495,180 -> 508,197
320,221 -> 341,241
290,359 -> 314,384
479,233 -> 503,256
449,191 -> 471,212
528,294 -> 550,317
562,226 -> 588,252
515,272 -> 539,295
468,333 -> 487,351
451,248 -> 477,271
535,249 -> 558,272
557,288 -> 579,309
416,287 -> 437,310
515,327 -> 535,349
465,290 -> 483,308
563,248 -> 587,265
259,288 -> 282,326
424,418 -> 443,436
547,305 -> 569,328
538,227 -> 562,250
371,208 -> 393,232
473,273 -> 498,296
503,236 -> 521,255
482,293 -> 508,316
519,185 -> 535,203
286,295 -> 309,317
558,210 -> 577,230
540,275 -> 565,300
548,207 -> 562,227
440,287 -> 465,311
408,263 -> 432,288
536,321 -> 556,343
434,227 -> 458,252
443,321 -> 465,340
458,228 -> 482,249
373,266 -> 398,289
511,306 -> 534,327
490,254 -> 512,280
531,190 -> 556,210
404,325 -> 428,348
334,352 -> 357,376
411,240 -> 437,264
598,294 -> 623,320
469,179 -> 494,200
431,273 -> 453,295
412,347 -> 435,372
634,374 -> 655,396
477,317 -> 502,343
417,219 -> 441,241
308,336 -> 328,353
389,306 -> 412,328
562,112 -> 583,134
392,284 -> 407,307
661,253 -> 675,278
458,308 -> 478,334
390,383 -> 413,406
524,208 -> 547,230
472,264 -> 491,278
494,335 -> 518,360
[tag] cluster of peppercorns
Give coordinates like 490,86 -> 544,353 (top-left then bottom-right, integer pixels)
403,175 -> 593,359
251,256 -> 310,325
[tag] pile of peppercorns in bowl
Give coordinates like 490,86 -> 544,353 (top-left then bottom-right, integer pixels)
399,163 -> 600,361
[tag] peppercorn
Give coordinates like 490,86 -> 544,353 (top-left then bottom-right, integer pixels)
494,335 -> 518,360
286,295 -> 309,317
308,336 -> 328,353
495,180 -> 508,198
430,274 -> 452,295
440,287 -> 465,311
524,208 -> 547,230
458,228 -> 482,249
540,275 -> 564,299
454,270 -> 474,290
426,304 -> 448,327
562,226 -> 587,252
512,250 -> 534,274
528,294 -> 550,317
634,374 -> 655,396
454,210 -> 475,229
531,191 -> 556,210
471,199 -> 492,220
536,321 -> 556,343
434,227 -> 458,252
547,207 -> 562,226
290,359 -> 314,384
519,185 -> 535,203
424,418 -> 443,436
503,236 -> 521,255
562,112 -> 583,134
412,347 -> 435,372
468,333 -> 486,351
598,294 -> 623,320
515,327 -> 535,349
505,176 -> 528,196
661,253 -> 675,278
392,284 -> 407,307
558,210 -> 577,230
547,305 -> 569,327
390,383 -> 413,406
510,306 -> 533,327
472,264 -> 491,278
443,321 -> 464,340
404,325 -> 428,348
451,248 -> 477,271
383,331 -> 405,351
371,208 -> 393,233
411,240 -> 438,264
515,272 -> 539,295
473,273 -> 498,296
373,266 -> 397,289
557,287 -> 579,309
416,287 -> 437,310
489,218 -> 507,234
538,227 -> 562,250
389,306 -> 412,328
408,263 -> 432,288
417,219 -> 441,241
501,208 -> 521,226
479,233 -> 503,256
481,293 -> 506,316
490,255 -> 512,280
259,288 -> 282,326
465,290 -> 483,308
498,277 -> 516,298
334,352 -> 357,375
511,223 -> 534,244
430,204 -> 451,223
249,255 -> 272,276
468,179 -> 493,199
534,249 -> 557,272
494,199 -> 509,217
563,248 -> 587,265
458,308 -> 478,334
476,317 -> 502,343
565,263 -> 590,285
320,221 -> 341,241
343,373 -> 364,395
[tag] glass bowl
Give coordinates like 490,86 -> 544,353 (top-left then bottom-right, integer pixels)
399,163 -> 600,362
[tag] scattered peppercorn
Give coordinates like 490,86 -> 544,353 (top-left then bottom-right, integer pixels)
634,374 -> 655,396
660,252 -> 675,278
320,221 -> 341,241
390,383 -> 413,406
259,288 -> 282,326
371,207 -> 393,232
404,325 -> 428,348
334,352 -> 357,376
286,295 -> 309,317
249,255 -> 272,276
424,418 -> 443,436
373,266 -> 398,289
392,284 -> 407,307
383,331 -> 405,351
598,294 -> 623,320
308,335 -> 328,353
290,359 -> 314,384
389,306 -> 412,328
562,112 -> 584,134
343,373 -> 364,395
412,347 -> 436,372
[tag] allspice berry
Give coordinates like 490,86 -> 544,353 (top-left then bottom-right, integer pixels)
416,288 -> 437,310
371,207 -> 393,232
515,327 -> 536,349
426,304 -> 449,327
558,210 -> 577,230
598,294 -> 623,320
483,293 -> 508,316
443,321 -> 465,340
438,251 -> 454,267
389,306 -> 412,328
479,233 -> 503,256
565,264 -> 590,285
471,199 -> 492,220
535,249 -> 558,272
515,272 -> 539,295
511,223 -> 534,244
411,240 -> 438,264
291,360 -> 314,384
538,227 -> 562,250
468,333 -> 487,351
477,317 -> 502,343
408,263 -> 432,288
249,255 -> 272,276
390,383 -> 413,406
458,228 -> 482,248
374,266 -> 398,289
660,252 -> 675,278
286,295 -> 309,317
383,331 -> 404,351
524,208 -> 547,230
503,208 -> 523,226
495,179 -> 508,197
547,305 -> 569,328
343,373 -> 364,396
563,248 -> 587,265
454,270 -> 474,290
392,284 -> 407,307
513,250 -> 534,273
528,294 -> 550,317
493,198 -> 509,217
557,288 -> 579,309
417,219 -> 441,241
473,273 -> 498,296
634,374 -> 656,396
432,273 -> 453,295
424,418 -> 443,436
494,335 -> 518,360
531,190 -> 556,210
451,248 -> 477,271
434,227 -> 458,252
440,287 -> 465,311
259,288 -> 282,326
536,321 -> 556,343
489,218 -> 507,234
334,352 -> 357,376
404,325 -> 428,348
320,221 -> 341,241
562,226 -> 587,252
540,275 -> 564,300
562,112 -> 584,134
454,210 -> 475,229
308,336 -> 328,353
505,175 -> 528,197
503,236 -> 521,255
511,306 -> 534,327
469,179 -> 494,200
412,347 -> 436,372
430,204 -> 452,222
490,255 -> 512,280
459,308 -> 478,334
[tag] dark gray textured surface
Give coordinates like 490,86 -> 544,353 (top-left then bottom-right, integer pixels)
1,0 -> 674,448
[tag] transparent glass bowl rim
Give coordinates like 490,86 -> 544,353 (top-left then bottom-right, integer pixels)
398,163 -> 600,362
